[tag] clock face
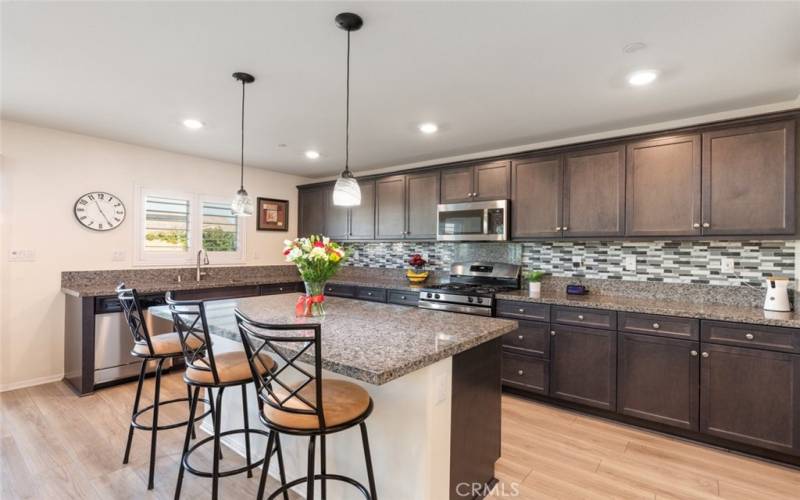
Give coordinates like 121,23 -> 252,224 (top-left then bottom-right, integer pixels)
74,192 -> 126,231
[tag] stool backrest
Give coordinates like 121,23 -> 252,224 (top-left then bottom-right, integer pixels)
116,283 -> 155,356
234,309 -> 326,429
165,292 -> 219,385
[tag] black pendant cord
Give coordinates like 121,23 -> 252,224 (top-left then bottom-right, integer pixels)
344,30 -> 351,175
240,79 -> 246,191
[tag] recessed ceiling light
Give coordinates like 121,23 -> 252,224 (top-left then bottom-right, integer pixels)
182,118 -> 204,129
627,70 -> 658,87
304,150 -> 320,159
418,122 -> 438,134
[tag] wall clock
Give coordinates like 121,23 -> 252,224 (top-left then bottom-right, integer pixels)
74,191 -> 126,231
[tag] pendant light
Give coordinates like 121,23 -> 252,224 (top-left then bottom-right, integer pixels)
231,72 -> 255,216
332,12 -> 363,207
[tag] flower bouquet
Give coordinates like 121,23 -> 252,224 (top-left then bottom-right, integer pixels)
406,253 -> 429,283
283,235 -> 348,316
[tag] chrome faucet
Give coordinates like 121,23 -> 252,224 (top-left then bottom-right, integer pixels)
196,250 -> 209,282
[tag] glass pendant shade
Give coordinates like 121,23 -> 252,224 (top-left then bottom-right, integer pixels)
231,188 -> 254,216
332,172 -> 361,206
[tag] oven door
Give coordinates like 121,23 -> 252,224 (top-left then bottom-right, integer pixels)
437,200 -> 508,241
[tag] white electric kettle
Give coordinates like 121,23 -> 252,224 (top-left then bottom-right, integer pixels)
764,276 -> 792,312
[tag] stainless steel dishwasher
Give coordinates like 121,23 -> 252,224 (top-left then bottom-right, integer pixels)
94,295 -> 173,385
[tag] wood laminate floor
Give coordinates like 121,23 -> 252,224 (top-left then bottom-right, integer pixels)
1,372 -> 798,499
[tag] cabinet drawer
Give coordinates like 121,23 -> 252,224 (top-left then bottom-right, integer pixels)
496,300 -> 550,321
172,285 -> 260,301
701,321 -> 799,353
324,283 -> 356,298
619,312 -> 699,340
502,320 -> 550,358
387,290 -> 419,307
260,282 -> 301,295
552,306 -> 616,330
356,287 -> 387,302
502,352 -> 549,394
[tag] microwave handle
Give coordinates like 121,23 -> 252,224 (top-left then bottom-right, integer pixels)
483,209 -> 490,235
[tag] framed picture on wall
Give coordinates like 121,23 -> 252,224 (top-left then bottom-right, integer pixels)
257,197 -> 289,231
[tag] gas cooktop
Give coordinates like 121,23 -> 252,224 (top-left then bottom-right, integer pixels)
418,261 -> 521,316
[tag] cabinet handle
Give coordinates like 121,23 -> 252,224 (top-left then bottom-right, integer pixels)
702,222 -> 710,228
517,369 -> 524,376
562,226 -> 569,231
652,322 -> 660,329
701,352 -> 709,358
555,226 -> 562,231
577,314 -> 585,320
693,223 -> 700,228
745,333 -> 754,340
518,335 -> 524,340
550,330 -> 556,336
690,350 -> 698,357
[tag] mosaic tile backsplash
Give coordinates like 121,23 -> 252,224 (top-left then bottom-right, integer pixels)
344,240 -> 796,287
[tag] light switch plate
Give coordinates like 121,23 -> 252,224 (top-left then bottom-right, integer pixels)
721,257 -> 735,273
624,255 -> 637,272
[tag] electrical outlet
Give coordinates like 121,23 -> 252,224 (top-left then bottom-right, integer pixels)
112,250 -> 126,262
721,257 -> 735,274
624,255 -> 637,272
8,249 -> 36,262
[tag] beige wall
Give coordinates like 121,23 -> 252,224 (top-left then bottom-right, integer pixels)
0,120 -> 310,390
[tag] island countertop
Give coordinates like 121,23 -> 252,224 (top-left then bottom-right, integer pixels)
149,294 -> 517,385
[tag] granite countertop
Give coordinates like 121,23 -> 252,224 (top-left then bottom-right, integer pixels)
149,294 -> 517,385
495,290 -> 800,329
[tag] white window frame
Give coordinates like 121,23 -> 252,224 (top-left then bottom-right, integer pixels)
134,186 -> 246,266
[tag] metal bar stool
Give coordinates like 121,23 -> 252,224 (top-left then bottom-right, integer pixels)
235,309 -> 378,500
116,284 -> 211,490
167,293 -> 287,500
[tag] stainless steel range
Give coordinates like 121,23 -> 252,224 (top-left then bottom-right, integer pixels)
418,262 -> 521,316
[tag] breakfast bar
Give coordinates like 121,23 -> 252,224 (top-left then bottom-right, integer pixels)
149,294 -> 517,500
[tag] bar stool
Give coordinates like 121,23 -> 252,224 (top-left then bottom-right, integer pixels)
167,293 -> 287,500
116,284 -> 211,490
235,309 -> 378,500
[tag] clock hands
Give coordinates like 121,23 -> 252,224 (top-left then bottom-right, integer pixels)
94,200 -> 113,226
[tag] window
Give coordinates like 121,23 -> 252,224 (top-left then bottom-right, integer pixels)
136,188 -> 245,265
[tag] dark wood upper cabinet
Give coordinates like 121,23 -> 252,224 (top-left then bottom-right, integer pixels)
701,120 -> 796,236
549,325 -> 617,411
617,333 -> 700,431
473,161 -> 511,201
563,145 -> 625,237
511,156 -> 563,239
323,185 -> 349,240
349,180 -> 376,240
406,171 -> 440,239
700,343 -> 800,455
375,175 -> 406,239
441,166 -> 475,204
626,135 -> 702,237
298,187 -> 325,237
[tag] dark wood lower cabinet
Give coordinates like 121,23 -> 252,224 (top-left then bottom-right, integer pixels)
618,333 -> 700,430
700,343 -> 800,455
502,351 -> 548,394
549,325 -> 616,411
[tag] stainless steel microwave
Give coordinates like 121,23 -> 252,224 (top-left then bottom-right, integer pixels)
436,200 -> 509,241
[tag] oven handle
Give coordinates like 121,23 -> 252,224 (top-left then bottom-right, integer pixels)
483,208 -> 489,235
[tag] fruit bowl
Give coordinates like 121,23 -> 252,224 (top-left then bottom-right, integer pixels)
406,270 -> 429,283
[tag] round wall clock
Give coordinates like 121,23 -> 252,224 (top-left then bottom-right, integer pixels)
74,191 -> 126,231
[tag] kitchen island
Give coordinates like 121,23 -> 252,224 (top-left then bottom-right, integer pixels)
149,294 -> 517,500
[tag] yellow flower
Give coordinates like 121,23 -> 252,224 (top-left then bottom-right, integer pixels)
330,252 -> 341,263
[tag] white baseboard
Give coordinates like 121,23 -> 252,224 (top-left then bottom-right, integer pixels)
0,373 -> 64,393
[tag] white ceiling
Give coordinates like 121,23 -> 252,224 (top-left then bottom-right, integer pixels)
3,1 -> 799,178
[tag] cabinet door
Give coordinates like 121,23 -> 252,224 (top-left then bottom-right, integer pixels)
618,333 -> 699,430
298,187 -> 326,237
511,156 -> 563,238
323,185 -> 349,240
406,171 -> 440,239
700,343 -> 800,455
375,175 -> 406,239
474,161 -> 510,201
702,120 -> 796,236
563,145 -> 625,237
550,325 -> 616,410
626,135 -> 701,236
441,166 -> 475,203
349,180 -> 375,240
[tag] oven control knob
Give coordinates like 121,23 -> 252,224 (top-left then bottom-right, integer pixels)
434,293 -> 440,299
476,297 -> 483,304
467,296 -> 474,303
426,292 -> 433,299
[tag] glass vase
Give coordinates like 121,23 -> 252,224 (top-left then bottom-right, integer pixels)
303,281 -> 327,317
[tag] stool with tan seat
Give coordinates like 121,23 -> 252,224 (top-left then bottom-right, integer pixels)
116,284 -> 211,490
166,293 -> 287,500
235,309 -> 378,500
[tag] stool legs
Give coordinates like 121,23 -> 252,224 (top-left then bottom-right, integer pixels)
175,386 -> 200,500
207,388 -> 223,459
256,430 -> 275,500
242,384 -> 253,478
211,386 -> 225,500
307,435 -> 316,500
360,423 -> 377,500
148,358 -> 166,489
275,434 -> 289,500
123,359 -> 147,464
320,435 -> 327,499
187,384 -> 196,440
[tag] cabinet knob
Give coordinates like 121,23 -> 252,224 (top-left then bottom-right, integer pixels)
652,322 -> 660,329
690,350 -> 698,357
562,226 -> 569,231
518,335 -> 524,340
517,369 -> 524,376
555,227 -> 562,231
279,287 -> 284,291
701,352 -> 709,358
367,292 -> 373,296
400,295 -> 406,300
745,333 -> 754,340
472,192 -> 478,197
577,314 -> 585,320
466,192 -> 472,197
518,308 -> 525,313
702,222 -> 710,228
550,330 -> 556,336
693,223 -> 700,228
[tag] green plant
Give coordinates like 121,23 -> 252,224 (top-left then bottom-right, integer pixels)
525,270 -> 545,283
